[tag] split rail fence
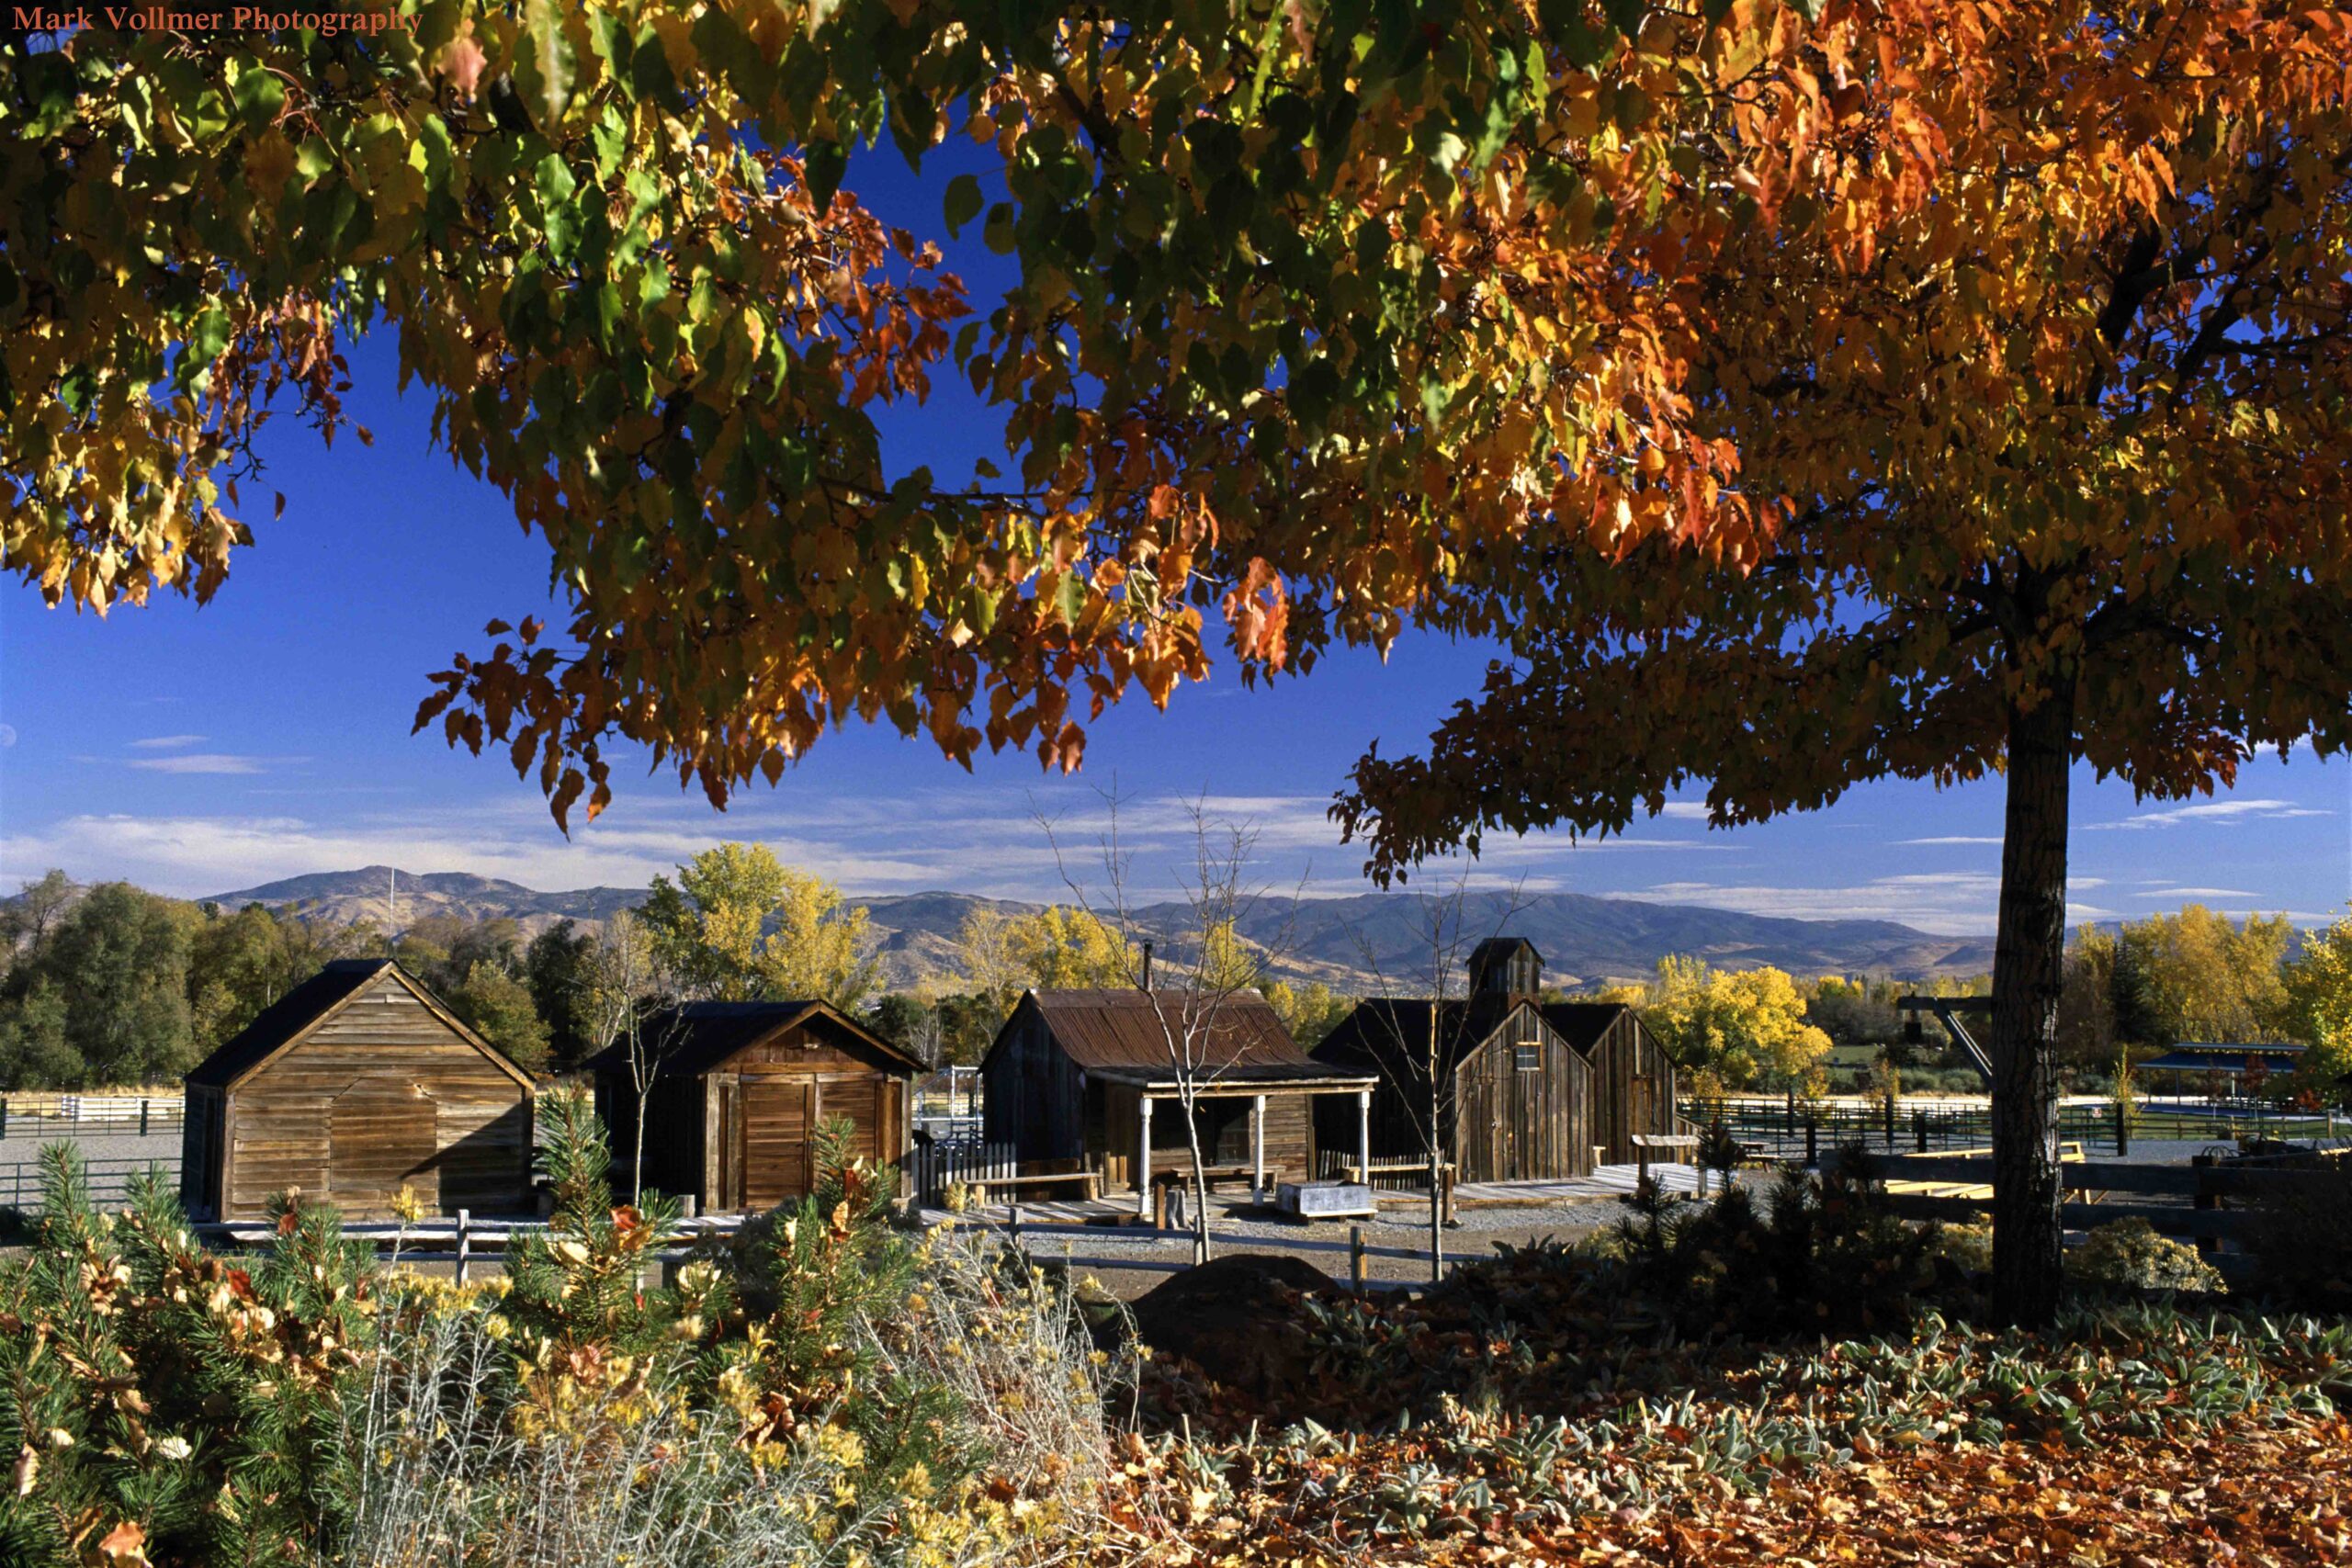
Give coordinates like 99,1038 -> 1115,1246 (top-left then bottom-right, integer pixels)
0,1094 -> 184,1139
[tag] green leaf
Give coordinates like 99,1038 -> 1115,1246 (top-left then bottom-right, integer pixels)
525,0 -> 574,128
295,136 -> 334,181
233,62 -> 285,124
804,141 -> 847,211
943,173 -> 984,238
982,201 -> 1017,255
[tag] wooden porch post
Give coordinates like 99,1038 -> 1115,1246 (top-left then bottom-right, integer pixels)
1136,1094 -> 1154,1219
1251,1094 -> 1267,1201
1356,1088 -> 1373,1185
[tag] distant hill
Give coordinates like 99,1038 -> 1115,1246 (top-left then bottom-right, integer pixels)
208,868 -> 1996,991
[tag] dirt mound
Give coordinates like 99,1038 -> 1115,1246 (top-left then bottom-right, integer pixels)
1126,1253 -> 1330,1398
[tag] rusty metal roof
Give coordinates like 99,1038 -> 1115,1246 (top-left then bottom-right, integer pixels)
1019,989 -> 1369,1088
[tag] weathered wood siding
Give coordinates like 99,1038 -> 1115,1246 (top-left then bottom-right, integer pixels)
217,972 -> 533,1220
1311,1032 -> 1432,1166
1588,1010 -> 1679,1165
981,998 -> 1090,1166
611,1020 -> 909,1214
1452,1010 -> 1593,1182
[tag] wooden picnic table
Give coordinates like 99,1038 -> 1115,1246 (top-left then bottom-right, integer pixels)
1631,1133 -> 1701,1183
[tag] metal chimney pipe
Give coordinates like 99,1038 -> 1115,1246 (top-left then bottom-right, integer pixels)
1140,940 -> 1153,989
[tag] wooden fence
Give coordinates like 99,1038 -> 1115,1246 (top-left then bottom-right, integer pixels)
906,1138 -> 1022,1205
1688,1096 -> 2343,1167
176,1206 -> 1456,1294
1822,1145 -> 2346,1278
0,1094 -> 184,1138
0,1157 -> 173,1215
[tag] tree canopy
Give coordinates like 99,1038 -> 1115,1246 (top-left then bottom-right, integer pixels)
11,0 -> 2024,825
641,842 -> 877,1006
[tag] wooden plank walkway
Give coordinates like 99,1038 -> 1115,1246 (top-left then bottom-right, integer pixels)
1451,1162 -> 1713,1205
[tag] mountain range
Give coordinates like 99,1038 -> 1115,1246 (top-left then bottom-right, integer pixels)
206,866 -> 1998,991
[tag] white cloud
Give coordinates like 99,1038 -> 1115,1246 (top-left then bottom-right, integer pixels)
2134,886 -> 2262,900
129,735 -> 208,750
2081,798 -> 2328,830
1656,803 -> 1712,820
125,753 -> 305,776
1627,870 -> 2002,934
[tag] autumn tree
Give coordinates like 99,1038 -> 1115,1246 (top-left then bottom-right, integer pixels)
1262,978 -> 1349,1051
641,843 -> 876,1008
2110,906 -> 2294,1049
2279,909 -> 2352,1105
1340,5 -> 2352,1324
21,3 -> 2347,1320
1640,959 -> 1831,1097
1011,906 -> 1139,992
11,2 -> 1975,829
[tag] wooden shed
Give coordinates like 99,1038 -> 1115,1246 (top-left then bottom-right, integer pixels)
1312,998 -> 1595,1184
180,959 -> 538,1222
1311,938 -> 1679,1182
980,988 -> 1378,1215
586,1001 -> 916,1214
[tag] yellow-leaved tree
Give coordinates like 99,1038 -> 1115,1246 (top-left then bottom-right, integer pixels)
640,844 -> 876,1009
1640,957 -> 1831,1097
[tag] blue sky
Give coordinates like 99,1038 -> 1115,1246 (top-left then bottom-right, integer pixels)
3,151 -> 2347,933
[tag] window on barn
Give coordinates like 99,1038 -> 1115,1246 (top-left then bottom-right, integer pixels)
1514,1043 -> 1541,1072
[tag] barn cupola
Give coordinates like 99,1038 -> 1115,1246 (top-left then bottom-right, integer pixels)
1467,937 -> 1543,1001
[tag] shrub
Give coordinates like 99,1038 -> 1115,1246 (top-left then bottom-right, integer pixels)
1608,1146 -> 1950,1337
0,1147 -> 380,1565
0,1099 -> 1132,1568
2065,1218 -> 2226,1294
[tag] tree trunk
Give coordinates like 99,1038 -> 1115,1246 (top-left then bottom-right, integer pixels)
1181,1086 -> 1213,1264
1428,1043 -> 1445,1283
1990,676 -> 2075,1325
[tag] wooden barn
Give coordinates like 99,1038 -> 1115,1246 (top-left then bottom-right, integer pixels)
180,959 -> 538,1223
586,1001 -> 917,1213
981,989 -> 1378,1214
1312,938 -> 1679,1182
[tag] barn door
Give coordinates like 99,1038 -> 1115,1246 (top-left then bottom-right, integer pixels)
1630,1074 -> 1657,1151
330,1078 -> 437,1216
741,1077 -> 816,1210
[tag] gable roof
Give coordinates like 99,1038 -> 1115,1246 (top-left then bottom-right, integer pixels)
996,988 -> 1376,1089
1469,935 -> 1542,966
185,959 -> 537,1091
580,999 -> 919,1078
1315,998 -> 1637,1074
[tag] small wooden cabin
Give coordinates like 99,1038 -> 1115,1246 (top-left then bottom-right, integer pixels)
180,959 -> 538,1222
1312,938 -> 1679,1181
586,1001 -> 917,1213
981,989 -> 1378,1209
